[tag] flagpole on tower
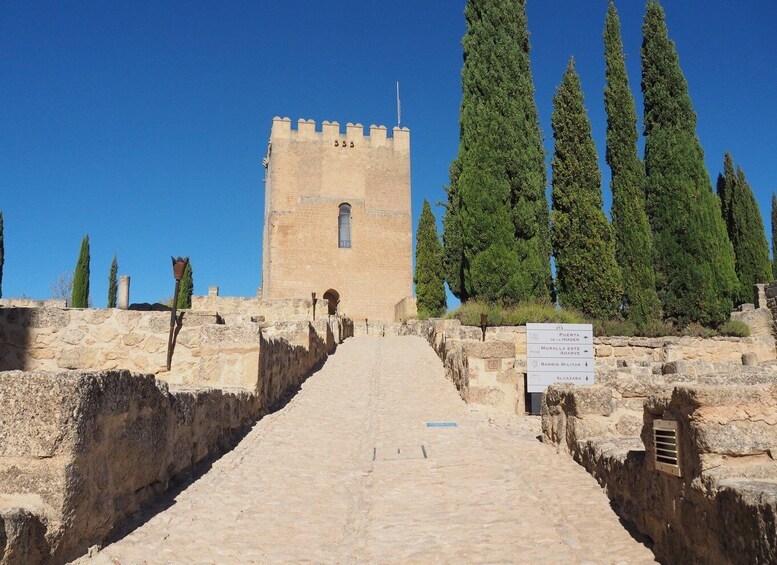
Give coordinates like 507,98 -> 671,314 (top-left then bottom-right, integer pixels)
396,81 -> 401,128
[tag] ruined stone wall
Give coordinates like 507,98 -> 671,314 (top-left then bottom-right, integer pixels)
189,296 -> 318,323
261,118 -> 413,322
0,370 -> 259,564
399,318 -> 775,415
0,308 -> 354,563
0,307 -> 238,388
542,380 -> 777,564
0,299 -> 66,308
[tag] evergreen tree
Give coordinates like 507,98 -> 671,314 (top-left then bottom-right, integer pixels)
722,161 -> 772,304
504,0 -> 552,302
0,211 -> 4,299
176,262 -> 193,309
716,152 -> 736,234
447,0 -> 551,303
108,255 -> 118,308
415,200 -> 447,318
442,159 -> 466,301
642,0 -> 738,326
71,235 -> 90,308
772,193 -> 777,280
604,1 -> 660,328
551,60 -> 623,320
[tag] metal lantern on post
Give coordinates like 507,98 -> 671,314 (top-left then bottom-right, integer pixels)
480,313 -> 488,342
166,256 -> 189,370
311,292 -> 317,321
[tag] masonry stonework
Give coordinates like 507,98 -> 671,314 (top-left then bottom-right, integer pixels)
261,117 -> 413,322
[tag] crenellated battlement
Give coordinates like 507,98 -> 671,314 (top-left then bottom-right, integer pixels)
270,117 -> 409,150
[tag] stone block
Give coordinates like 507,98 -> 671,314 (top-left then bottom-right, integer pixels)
567,386 -> 614,417
463,340 -> 515,360
467,386 -> 505,407
661,360 -> 716,376
57,347 -> 101,370
497,368 -> 520,384
742,352 -> 759,366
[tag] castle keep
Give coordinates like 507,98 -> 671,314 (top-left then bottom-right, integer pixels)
261,117 -> 414,321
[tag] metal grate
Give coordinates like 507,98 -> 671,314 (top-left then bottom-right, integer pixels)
653,419 -> 681,477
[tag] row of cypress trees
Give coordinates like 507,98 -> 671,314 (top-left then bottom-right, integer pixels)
427,0 -> 773,328
70,237 -> 194,308
0,223 -> 195,308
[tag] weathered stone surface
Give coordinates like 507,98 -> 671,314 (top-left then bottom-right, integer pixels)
743,352 -> 759,366
731,306 -> 773,337
0,314 -> 354,564
0,506 -> 48,565
462,340 -> 515,359
466,386 -> 505,407
661,360 -> 716,376
544,378 -> 777,565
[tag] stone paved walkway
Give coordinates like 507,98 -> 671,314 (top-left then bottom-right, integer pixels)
81,336 -> 656,564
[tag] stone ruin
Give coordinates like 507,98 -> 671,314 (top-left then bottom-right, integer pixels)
539,284 -> 777,564
1,283 -> 777,563
0,298 -> 353,564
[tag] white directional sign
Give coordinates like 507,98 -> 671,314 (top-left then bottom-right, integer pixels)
526,323 -> 594,393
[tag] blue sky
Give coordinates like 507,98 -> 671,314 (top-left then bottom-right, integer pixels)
2,1 -> 776,307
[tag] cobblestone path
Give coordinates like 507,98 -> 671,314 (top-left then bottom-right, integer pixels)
83,336 -> 656,564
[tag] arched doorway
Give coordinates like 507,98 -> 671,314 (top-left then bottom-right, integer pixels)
323,289 -> 340,316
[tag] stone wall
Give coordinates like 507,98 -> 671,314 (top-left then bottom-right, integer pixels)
594,334 -> 776,369
189,296 -> 318,323
0,307 -> 354,563
0,307 -> 220,379
405,320 -> 526,414
0,299 -> 66,308
401,318 -> 775,415
542,377 -> 777,564
0,370 -> 259,564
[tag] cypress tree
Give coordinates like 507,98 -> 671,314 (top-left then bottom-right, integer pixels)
642,0 -> 738,326
448,0 -> 551,303
604,1 -> 660,328
108,255 -> 118,308
551,60 -> 623,320
504,0 -> 552,302
772,193 -> 777,280
176,262 -> 193,309
717,152 -> 736,234
415,200 -> 447,318
442,159 -> 466,301
0,211 -> 4,299
724,161 -> 772,304
71,235 -> 90,308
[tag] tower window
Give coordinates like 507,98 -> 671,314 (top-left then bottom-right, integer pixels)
339,204 -> 351,248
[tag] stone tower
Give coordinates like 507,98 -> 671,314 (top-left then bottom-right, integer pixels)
261,117 -> 414,322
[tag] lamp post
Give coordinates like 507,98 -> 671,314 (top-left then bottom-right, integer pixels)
312,292 -> 317,321
480,313 -> 488,342
166,256 -> 189,370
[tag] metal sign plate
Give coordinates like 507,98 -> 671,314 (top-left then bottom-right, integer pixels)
526,323 -> 595,393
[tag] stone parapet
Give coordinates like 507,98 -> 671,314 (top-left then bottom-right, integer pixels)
190,296 -> 316,323
396,318 -> 776,416
0,370 -> 259,564
542,380 -> 777,564
0,309 -> 354,563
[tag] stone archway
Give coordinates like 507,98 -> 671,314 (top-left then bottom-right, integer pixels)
323,289 -> 340,316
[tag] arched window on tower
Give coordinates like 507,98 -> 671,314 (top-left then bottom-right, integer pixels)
338,204 -> 351,248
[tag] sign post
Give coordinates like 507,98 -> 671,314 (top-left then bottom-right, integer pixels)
526,323 -> 594,394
